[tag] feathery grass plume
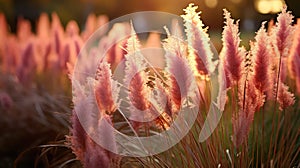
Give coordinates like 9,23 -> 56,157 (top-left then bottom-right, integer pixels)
94,60 -> 120,115
220,9 -> 245,88
72,78 -> 98,131
165,52 -> 195,111
181,3 -> 216,77
42,13 -> 64,72
163,27 -> 189,115
288,19 -> 300,93
70,80 -> 95,164
124,25 -> 152,126
277,82 -> 295,111
271,6 -> 295,81
272,6 -> 294,59
270,7 -> 295,108
66,20 -> 80,37
252,23 -> 272,94
17,18 -> 33,43
37,13 -> 50,39
70,77 -> 118,167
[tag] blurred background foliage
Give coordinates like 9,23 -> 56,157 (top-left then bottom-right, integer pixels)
0,0 -> 299,33
1,0 -> 299,52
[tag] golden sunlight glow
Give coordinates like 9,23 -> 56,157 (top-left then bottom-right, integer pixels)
230,0 -> 242,4
255,0 -> 285,14
205,0 -> 218,8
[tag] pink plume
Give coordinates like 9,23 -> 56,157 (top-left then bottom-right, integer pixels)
124,26 -> 154,126
165,52 -> 195,111
94,60 -> 119,115
37,13 -> 50,39
81,13 -> 96,41
268,7 -> 296,108
277,82 -> 295,111
35,13 -> 51,72
271,6 -> 294,59
71,77 -> 118,167
181,3 -> 216,76
271,6 -> 295,82
66,20 -> 80,37
17,18 -> 32,43
163,27 -> 194,114
220,9 -> 245,88
252,23 -> 272,94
